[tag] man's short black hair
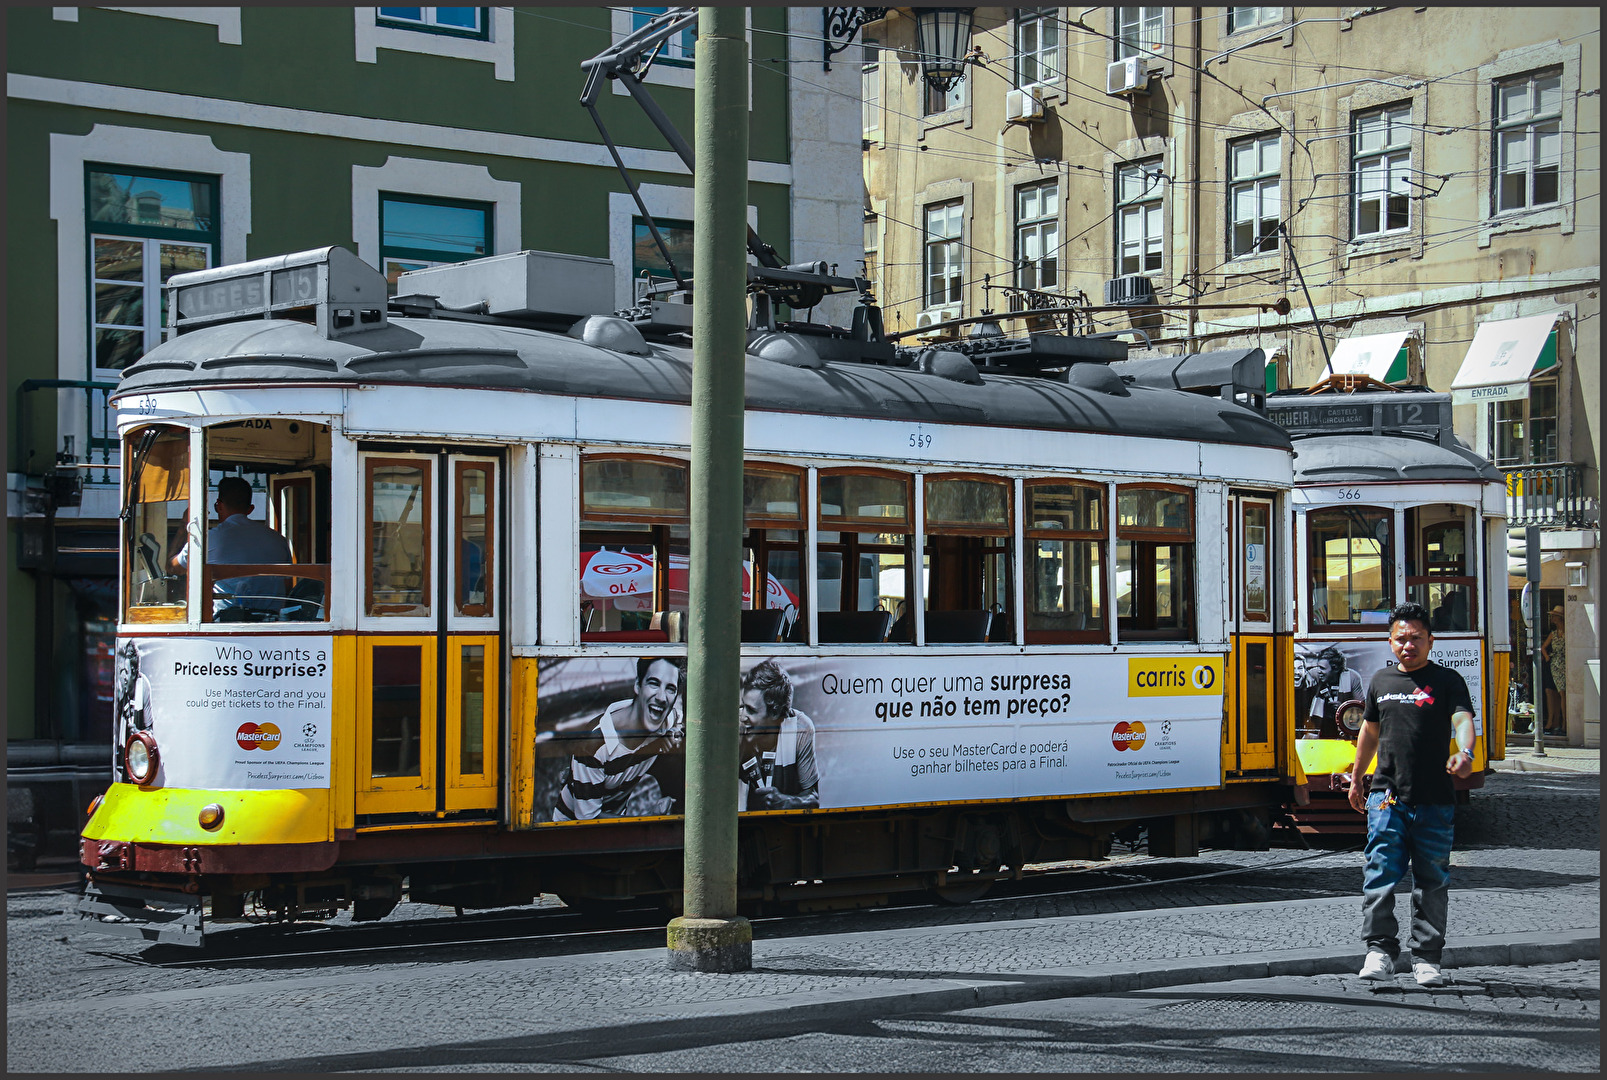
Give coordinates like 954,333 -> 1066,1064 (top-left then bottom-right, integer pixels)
1389,602 -> 1433,633
741,658 -> 794,721
216,476 -> 255,510
636,656 -> 684,688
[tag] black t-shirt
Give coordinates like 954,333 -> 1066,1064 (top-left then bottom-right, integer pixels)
1362,660 -> 1475,805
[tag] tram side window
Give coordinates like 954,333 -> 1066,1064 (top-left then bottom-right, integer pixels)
580,456 -> 688,642
1116,485 -> 1195,640
123,425 -> 190,622
817,471 -> 911,643
1025,480 -> 1105,644
1407,505 -> 1475,632
924,476 -> 1012,643
1307,506 -> 1394,629
743,465 -> 805,643
205,420 -> 333,623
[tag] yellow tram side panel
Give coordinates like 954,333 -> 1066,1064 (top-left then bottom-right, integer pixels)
509,654 -> 539,829
1488,643 -> 1508,762
83,637 -> 360,848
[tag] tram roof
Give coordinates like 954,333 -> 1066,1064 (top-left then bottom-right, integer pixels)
115,317 -> 1292,450
1292,433 -> 1503,484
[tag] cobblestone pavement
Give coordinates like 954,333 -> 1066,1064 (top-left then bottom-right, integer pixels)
6,771 -> 1596,1073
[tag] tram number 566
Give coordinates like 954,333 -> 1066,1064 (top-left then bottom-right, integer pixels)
1335,487 -> 1365,502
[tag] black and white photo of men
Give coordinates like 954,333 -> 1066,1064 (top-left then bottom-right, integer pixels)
114,640 -> 152,779
553,657 -> 685,821
738,659 -> 820,811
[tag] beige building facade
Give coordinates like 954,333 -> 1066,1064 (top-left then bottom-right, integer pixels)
861,6 -> 1599,743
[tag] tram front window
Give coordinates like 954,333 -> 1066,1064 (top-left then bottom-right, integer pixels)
1025,481 -> 1104,643
580,456 -> 688,641
816,471 -> 912,643
924,476 -> 1011,643
123,425 -> 190,622
206,420 -> 332,622
1115,485 -> 1195,640
1407,505 -> 1476,632
1307,506 -> 1393,629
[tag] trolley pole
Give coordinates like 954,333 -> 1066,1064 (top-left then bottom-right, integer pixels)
667,5 -> 752,972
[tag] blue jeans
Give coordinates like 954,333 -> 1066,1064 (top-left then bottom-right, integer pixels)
1361,791 -> 1455,963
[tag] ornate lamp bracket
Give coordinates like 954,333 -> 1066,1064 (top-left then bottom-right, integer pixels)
823,7 -> 887,70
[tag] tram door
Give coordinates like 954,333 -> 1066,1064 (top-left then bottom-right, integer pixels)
1228,494 -> 1278,773
355,448 -> 501,819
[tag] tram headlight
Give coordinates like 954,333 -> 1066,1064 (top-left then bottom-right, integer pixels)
125,731 -> 159,785
1336,699 -> 1366,736
198,803 -> 225,831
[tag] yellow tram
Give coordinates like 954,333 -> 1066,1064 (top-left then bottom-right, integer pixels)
83,246 -> 1305,943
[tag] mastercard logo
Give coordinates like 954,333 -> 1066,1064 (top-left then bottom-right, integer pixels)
1111,720 -> 1147,752
236,722 -> 282,751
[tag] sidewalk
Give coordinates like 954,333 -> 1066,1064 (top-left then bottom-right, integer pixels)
1491,745 -> 1601,774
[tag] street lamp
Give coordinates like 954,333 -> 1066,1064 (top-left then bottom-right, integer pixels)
914,7 -> 975,93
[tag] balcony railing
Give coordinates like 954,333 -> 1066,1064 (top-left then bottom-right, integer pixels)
14,380 -> 118,486
1504,463 -> 1600,529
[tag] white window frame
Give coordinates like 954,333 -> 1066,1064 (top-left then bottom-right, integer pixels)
1228,132 -> 1281,259
608,8 -> 752,101
1014,7 -> 1062,89
1475,42 -> 1580,248
1113,6 -> 1165,61
923,70 -> 967,117
609,185 -> 757,310
52,7 -> 242,45
1351,103 -> 1413,240
1224,7 -> 1283,35
354,7 -> 514,81
1115,159 -> 1164,277
375,7 -> 487,37
351,157 -> 521,279
1489,375 -> 1561,468
1493,68 -> 1563,217
1014,180 -> 1060,290
862,38 -> 882,135
89,232 -> 214,373
924,200 -> 965,310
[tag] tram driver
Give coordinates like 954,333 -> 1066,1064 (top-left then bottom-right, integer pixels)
172,476 -> 294,617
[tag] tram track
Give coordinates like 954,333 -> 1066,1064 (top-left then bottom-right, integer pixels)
97,843 -> 1362,970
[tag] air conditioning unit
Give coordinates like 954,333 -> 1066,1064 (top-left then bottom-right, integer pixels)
1106,56 -> 1149,96
915,304 -> 962,333
1103,276 -> 1156,307
1005,87 -> 1045,123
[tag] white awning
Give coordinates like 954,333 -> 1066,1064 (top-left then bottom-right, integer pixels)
1327,330 -> 1411,382
1450,313 -> 1562,405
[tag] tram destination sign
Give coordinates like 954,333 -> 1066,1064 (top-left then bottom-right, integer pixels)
175,265 -> 321,324
1266,396 -> 1451,438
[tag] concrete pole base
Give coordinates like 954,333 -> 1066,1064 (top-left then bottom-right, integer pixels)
666,916 -> 753,972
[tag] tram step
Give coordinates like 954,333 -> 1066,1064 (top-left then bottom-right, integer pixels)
77,880 -> 204,946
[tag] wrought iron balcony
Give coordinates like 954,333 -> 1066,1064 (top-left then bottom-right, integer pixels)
1504,462 -> 1600,529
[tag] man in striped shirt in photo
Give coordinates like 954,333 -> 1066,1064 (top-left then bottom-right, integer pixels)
554,657 -> 685,821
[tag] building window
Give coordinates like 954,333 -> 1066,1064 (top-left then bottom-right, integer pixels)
862,39 -> 881,134
1225,7 -> 1281,34
1491,376 -> 1559,466
1493,68 -> 1562,215
380,194 -> 492,293
1015,8 -> 1061,87
1115,159 -> 1164,276
924,201 -> 964,308
87,166 -> 218,372
1228,132 -> 1281,257
924,70 -> 966,116
632,215 -> 695,296
863,212 -> 880,296
1114,7 -> 1164,60
1015,181 -> 1059,289
376,7 -> 489,40
631,7 -> 695,66
1352,103 -> 1413,239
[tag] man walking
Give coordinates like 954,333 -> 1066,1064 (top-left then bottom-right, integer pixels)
1348,601 -> 1476,987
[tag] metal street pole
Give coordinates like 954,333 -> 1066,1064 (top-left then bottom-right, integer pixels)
667,4 -> 752,972
1527,525 -> 1547,756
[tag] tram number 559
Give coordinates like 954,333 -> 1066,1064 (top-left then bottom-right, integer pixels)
908,432 -> 933,451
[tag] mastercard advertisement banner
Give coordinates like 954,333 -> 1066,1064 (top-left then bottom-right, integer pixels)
112,636 -> 333,789
528,651 -> 1225,824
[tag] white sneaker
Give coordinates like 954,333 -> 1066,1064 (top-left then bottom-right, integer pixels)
1413,960 -> 1447,987
1358,949 -> 1394,981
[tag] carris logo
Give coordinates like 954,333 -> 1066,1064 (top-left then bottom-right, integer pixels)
1112,721 -> 1147,751
236,722 -> 282,751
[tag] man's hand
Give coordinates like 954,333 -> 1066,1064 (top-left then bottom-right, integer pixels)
749,783 -> 793,811
1446,750 -> 1473,778
1347,775 -> 1368,813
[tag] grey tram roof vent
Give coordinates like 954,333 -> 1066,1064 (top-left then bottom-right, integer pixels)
166,246 -> 389,341
1062,362 -> 1130,396
396,250 -> 615,326
568,315 -> 652,356
915,348 -> 983,385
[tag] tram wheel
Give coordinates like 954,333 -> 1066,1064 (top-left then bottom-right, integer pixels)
930,872 -> 992,905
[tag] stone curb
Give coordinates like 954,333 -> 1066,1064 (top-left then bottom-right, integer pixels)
607,929 -> 1601,1032
1491,758 -> 1600,775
